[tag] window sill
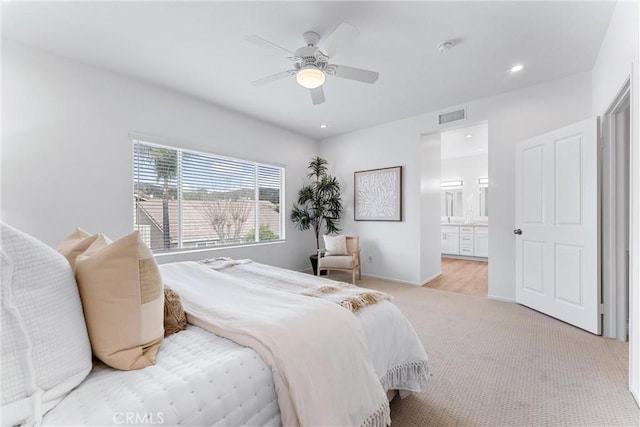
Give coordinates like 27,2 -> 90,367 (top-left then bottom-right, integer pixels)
153,239 -> 285,259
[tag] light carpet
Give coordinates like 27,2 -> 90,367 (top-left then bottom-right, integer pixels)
339,273 -> 639,427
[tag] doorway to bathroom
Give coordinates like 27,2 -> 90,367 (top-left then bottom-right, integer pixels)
426,121 -> 489,297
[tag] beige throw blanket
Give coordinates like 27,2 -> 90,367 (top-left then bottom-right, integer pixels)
201,257 -> 391,312
159,261 -> 390,427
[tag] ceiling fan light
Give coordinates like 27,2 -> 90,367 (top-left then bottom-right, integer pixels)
296,67 -> 325,89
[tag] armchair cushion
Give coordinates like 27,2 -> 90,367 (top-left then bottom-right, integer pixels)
323,234 -> 348,256
318,255 -> 356,269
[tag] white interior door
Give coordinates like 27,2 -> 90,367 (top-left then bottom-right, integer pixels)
515,118 -> 600,334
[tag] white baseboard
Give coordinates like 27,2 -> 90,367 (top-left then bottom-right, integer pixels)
442,254 -> 488,262
631,385 -> 639,408
421,272 -> 442,285
488,294 -> 516,303
299,268 -> 441,288
362,273 -> 423,287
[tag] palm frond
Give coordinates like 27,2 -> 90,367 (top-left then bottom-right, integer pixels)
290,157 -> 343,250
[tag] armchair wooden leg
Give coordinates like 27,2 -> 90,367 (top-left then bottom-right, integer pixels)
352,269 -> 356,284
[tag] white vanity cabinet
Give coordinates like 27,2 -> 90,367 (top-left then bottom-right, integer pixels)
458,226 -> 474,256
440,225 -> 488,258
441,226 -> 460,255
473,226 -> 488,257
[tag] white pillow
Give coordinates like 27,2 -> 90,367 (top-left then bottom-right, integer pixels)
1,223 -> 92,425
323,234 -> 348,256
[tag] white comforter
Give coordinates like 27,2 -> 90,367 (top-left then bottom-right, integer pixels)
160,261 -> 390,427
43,325 -> 281,426
205,259 -> 430,395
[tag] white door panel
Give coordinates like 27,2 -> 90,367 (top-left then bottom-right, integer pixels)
522,145 -> 545,225
515,118 -> 600,334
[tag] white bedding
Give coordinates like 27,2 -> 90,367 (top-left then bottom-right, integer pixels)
358,300 -> 430,393
160,261 -> 390,427
204,259 -> 430,395
43,325 -> 281,426
43,261 -> 429,426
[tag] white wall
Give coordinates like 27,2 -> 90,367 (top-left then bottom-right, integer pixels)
314,120 -> 427,284
320,72 -> 592,291
591,0 -> 640,407
421,133 -> 442,283
1,40 -> 318,271
441,154 -> 488,220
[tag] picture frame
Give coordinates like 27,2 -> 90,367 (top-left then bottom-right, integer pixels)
354,166 -> 403,221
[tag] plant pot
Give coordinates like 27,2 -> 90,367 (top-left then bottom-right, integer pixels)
309,254 -> 327,276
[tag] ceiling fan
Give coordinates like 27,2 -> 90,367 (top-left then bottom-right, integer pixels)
246,23 -> 379,105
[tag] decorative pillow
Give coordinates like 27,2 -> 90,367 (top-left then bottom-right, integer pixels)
1,223 -> 92,425
164,287 -> 187,337
75,231 -> 164,370
57,230 -> 111,271
323,234 -> 348,256
55,227 -> 91,255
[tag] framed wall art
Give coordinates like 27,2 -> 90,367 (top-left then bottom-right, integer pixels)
354,166 -> 403,221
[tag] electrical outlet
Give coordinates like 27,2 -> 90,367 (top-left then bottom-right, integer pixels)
368,256 -> 373,263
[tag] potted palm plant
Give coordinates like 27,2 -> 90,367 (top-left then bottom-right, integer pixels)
290,157 -> 343,275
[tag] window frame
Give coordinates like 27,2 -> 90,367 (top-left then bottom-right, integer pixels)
132,138 -> 286,254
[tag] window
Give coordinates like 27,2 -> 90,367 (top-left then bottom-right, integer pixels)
133,140 -> 284,253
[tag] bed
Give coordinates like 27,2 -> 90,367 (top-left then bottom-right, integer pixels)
2,221 -> 428,426
43,325 -> 282,426
43,258 -> 429,426
197,257 -> 430,395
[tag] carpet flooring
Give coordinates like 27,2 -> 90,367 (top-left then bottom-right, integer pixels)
341,273 -> 639,426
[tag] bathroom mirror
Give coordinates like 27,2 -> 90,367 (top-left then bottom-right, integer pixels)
479,187 -> 489,217
478,177 -> 488,217
441,188 -> 464,217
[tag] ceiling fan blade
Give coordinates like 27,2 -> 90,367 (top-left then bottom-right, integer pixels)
331,64 -> 379,84
252,70 -> 295,86
310,86 -> 326,105
318,22 -> 359,57
245,35 -> 294,56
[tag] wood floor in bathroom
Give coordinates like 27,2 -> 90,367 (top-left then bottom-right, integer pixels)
424,257 -> 488,297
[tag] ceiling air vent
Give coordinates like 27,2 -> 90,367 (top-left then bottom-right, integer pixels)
438,108 -> 466,125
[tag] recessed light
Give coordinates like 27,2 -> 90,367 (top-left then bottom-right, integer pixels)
511,64 -> 524,73
466,134 -> 473,139
320,124 -> 327,129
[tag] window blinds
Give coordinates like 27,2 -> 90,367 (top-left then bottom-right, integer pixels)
133,140 -> 284,253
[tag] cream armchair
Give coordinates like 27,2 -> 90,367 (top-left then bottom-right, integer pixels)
317,235 -> 361,284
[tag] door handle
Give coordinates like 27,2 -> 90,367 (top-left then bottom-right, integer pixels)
514,229 -> 522,235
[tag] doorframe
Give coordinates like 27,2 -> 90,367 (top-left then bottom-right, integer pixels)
601,78 -> 631,341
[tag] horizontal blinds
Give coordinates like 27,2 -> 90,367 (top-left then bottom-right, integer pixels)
133,140 -> 283,252
133,141 -> 179,251
257,165 -> 282,242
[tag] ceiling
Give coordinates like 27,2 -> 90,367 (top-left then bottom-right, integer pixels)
2,1 -> 615,140
441,122 -> 488,160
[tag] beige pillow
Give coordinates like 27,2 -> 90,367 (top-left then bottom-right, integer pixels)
75,231 -> 164,370
56,228 -> 91,259
164,287 -> 187,337
324,234 -> 348,256
57,230 -> 111,271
